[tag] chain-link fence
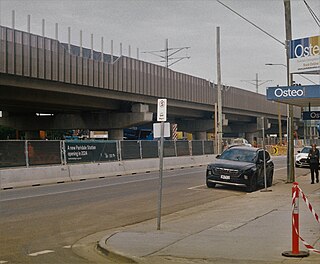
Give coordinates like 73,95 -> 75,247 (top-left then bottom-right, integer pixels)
0,140 -> 215,168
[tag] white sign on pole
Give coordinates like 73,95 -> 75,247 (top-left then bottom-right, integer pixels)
153,122 -> 170,138
157,99 -> 167,122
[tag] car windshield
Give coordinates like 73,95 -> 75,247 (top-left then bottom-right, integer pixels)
300,147 -> 311,153
219,148 -> 256,163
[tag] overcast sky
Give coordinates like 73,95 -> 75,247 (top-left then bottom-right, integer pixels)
0,0 -> 319,93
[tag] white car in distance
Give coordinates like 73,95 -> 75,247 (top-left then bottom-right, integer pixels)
230,138 -> 252,147
295,146 -> 320,168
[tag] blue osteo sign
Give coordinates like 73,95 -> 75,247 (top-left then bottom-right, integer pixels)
267,85 -> 320,101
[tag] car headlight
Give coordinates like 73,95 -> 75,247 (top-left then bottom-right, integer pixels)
240,168 -> 254,177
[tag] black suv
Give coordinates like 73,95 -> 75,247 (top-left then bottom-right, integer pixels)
206,146 -> 274,192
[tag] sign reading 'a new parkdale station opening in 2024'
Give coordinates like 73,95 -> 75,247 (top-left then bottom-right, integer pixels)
289,35 -> 320,74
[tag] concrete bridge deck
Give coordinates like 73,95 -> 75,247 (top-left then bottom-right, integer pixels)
0,25 -> 301,139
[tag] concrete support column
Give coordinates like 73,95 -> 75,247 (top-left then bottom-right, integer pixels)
108,129 -> 123,140
193,131 -> 207,140
24,130 -> 40,140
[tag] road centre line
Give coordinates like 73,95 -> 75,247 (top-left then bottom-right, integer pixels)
28,250 -> 55,257
63,245 -> 72,249
0,169 -> 204,202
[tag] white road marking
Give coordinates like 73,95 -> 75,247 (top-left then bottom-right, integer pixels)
188,184 -> 206,190
28,250 -> 55,257
0,261 -> 8,263
63,245 -> 72,249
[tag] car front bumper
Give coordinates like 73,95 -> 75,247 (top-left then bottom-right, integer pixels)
295,158 -> 309,167
206,178 -> 247,187
206,169 -> 249,187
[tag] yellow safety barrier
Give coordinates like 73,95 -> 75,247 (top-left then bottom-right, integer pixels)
266,145 -> 287,156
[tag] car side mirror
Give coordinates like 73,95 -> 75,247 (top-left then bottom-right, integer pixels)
216,154 -> 220,158
297,150 -> 301,153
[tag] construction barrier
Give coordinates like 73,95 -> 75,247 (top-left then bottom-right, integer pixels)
0,140 -> 216,169
266,145 -> 287,156
282,182 -> 320,257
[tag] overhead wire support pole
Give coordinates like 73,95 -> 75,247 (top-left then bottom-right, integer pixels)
216,27 -> 223,154
141,39 -> 190,68
241,73 -> 272,93
284,0 -> 295,183
216,0 -> 296,183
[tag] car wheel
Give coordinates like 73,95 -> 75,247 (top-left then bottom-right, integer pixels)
246,174 -> 257,192
206,180 -> 216,188
267,171 -> 273,187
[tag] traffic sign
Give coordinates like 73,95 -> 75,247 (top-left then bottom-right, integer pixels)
153,122 -> 170,138
157,99 -> 167,122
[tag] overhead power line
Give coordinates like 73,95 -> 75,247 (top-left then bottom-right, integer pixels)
216,0 -> 285,46
303,0 -> 320,28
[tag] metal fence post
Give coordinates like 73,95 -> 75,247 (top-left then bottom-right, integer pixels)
25,140 -> 29,168
117,140 -> 122,161
61,140 -> 67,165
174,140 -> 177,157
139,140 -> 142,159
202,140 -> 205,155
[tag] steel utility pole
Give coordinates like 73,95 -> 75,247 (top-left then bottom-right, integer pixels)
141,39 -> 190,68
284,0 -> 295,183
241,73 -> 272,93
216,27 -> 223,154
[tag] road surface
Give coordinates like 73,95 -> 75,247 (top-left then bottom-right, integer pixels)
0,156 -> 306,263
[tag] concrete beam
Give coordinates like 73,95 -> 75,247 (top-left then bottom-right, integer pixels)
227,123 -> 259,133
176,119 -> 213,132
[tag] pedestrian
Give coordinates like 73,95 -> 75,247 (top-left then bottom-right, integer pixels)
308,144 -> 319,184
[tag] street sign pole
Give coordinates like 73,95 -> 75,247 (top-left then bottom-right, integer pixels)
157,120 -> 164,230
262,118 -> 267,190
259,117 -> 272,193
157,99 -> 167,230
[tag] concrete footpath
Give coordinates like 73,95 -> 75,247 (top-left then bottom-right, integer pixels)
99,174 -> 320,264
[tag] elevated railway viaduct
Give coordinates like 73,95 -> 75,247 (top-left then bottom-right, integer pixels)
0,26 -> 301,140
